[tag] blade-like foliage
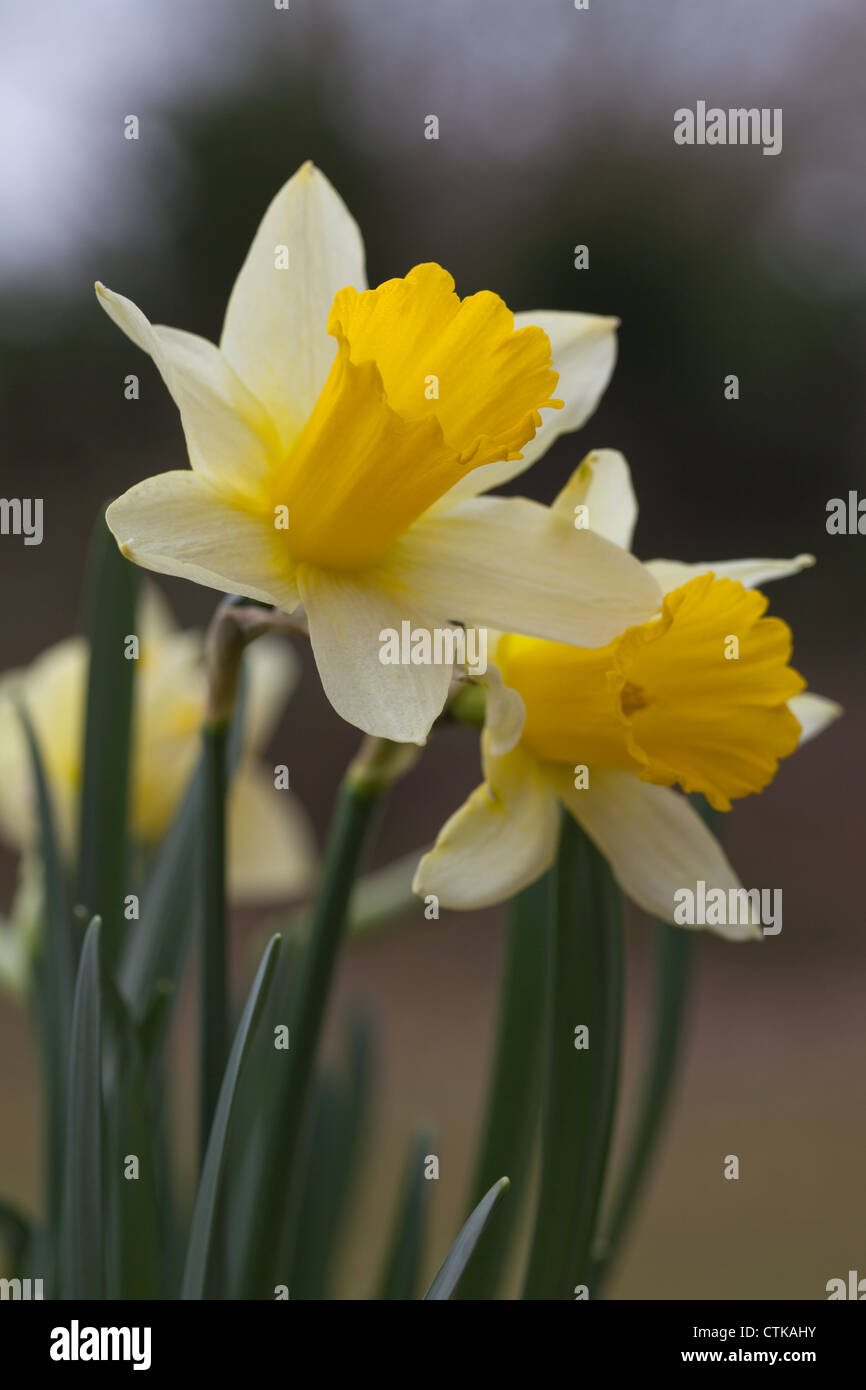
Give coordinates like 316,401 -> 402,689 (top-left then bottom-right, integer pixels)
424,1177 -> 510,1301
60,918 -> 104,1299
77,507 -> 138,974
181,934 -> 281,1300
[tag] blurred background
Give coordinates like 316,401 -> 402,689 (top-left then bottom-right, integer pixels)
1,0 -> 864,1298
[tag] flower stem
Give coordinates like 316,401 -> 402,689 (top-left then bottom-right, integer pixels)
199,719 -> 228,1169
455,871 -> 553,1299
589,919 -> 696,1295
238,735 -> 414,1297
522,814 -> 624,1300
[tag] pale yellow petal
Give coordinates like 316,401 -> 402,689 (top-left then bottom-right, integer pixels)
789,691 -> 843,746
106,471 -> 299,613
477,661 -> 526,756
552,450 -> 638,551
297,565 -> 453,743
644,554 -> 815,596
0,638 -> 85,858
414,740 -> 559,909
227,764 -> 316,902
388,495 -> 662,650
220,162 -> 367,449
95,284 -> 280,504
557,767 -> 758,940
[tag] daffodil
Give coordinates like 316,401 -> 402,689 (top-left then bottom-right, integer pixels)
414,451 -> 842,938
0,586 -> 315,953
96,162 -> 660,744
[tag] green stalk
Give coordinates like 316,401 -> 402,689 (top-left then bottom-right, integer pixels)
76,508 -> 138,976
199,720 -> 228,1168
522,815 -> 624,1300
456,871 -> 552,1299
588,797 -> 714,1293
589,920 -> 695,1294
238,736 -> 410,1297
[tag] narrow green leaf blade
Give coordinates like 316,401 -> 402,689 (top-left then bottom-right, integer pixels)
522,815 -> 624,1300
424,1177 -> 510,1301
103,983 -> 166,1299
198,722 -> 228,1169
378,1129 -> 433,1300
60,918 -> 104,1299
456,872 -> 552,1299
17,704 -> 76,1262
181,933 -> 281,1300
283,1012 -> 375,1299
236,779 -> 382,1298
589,796 -> 713,1293
76,507 -> 138,973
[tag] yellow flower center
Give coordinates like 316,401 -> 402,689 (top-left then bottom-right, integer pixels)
273,263 -> 562,570
496,573 -> 807,811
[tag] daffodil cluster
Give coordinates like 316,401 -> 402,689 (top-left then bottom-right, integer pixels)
86,162 -> 840,942
0,161 -> 841,999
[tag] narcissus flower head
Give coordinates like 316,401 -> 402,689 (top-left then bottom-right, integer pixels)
96,162 -> 660,744
0,586 -> 315,912
414,451 -> 842,937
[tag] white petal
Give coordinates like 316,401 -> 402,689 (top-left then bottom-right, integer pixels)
296,566 -> 453,743
220,162 -> 367,449
413,743 -> 559,909
789,691 -> 843,747
644,553 -> 815,596
557,768 -> 758,940
477,662 -> 525,755
95,284 -> 279,503
434,310 -> 618,508
227,764 -> 316,902
551,449 -> 638,550
106,471 -> 299,612
390,495 -> 662,649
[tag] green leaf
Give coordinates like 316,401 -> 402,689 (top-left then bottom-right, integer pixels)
424,1177 -> 510,1300
17,704 -> 76,1264
103,981 -> 167,1300
235,778 -> 384,1298
522,814 -> 624,1300
282,1012 -> 375,1299
181,933 -> 281,1301
60,918 -> 104,1299
589,919 -> 695,1294
199,722 -> 228,1170
117,671 -> 247,1024
589,796 -> 713,1293
116,762 -> 201,1021
378,1129 -> 433,1300
76,507 -> 139,974
456,872 -> 552,1299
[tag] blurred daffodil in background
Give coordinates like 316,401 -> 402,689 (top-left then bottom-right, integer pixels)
0,586 -> 314,993
415,451 -> 842,934
96,162 -> 660,744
